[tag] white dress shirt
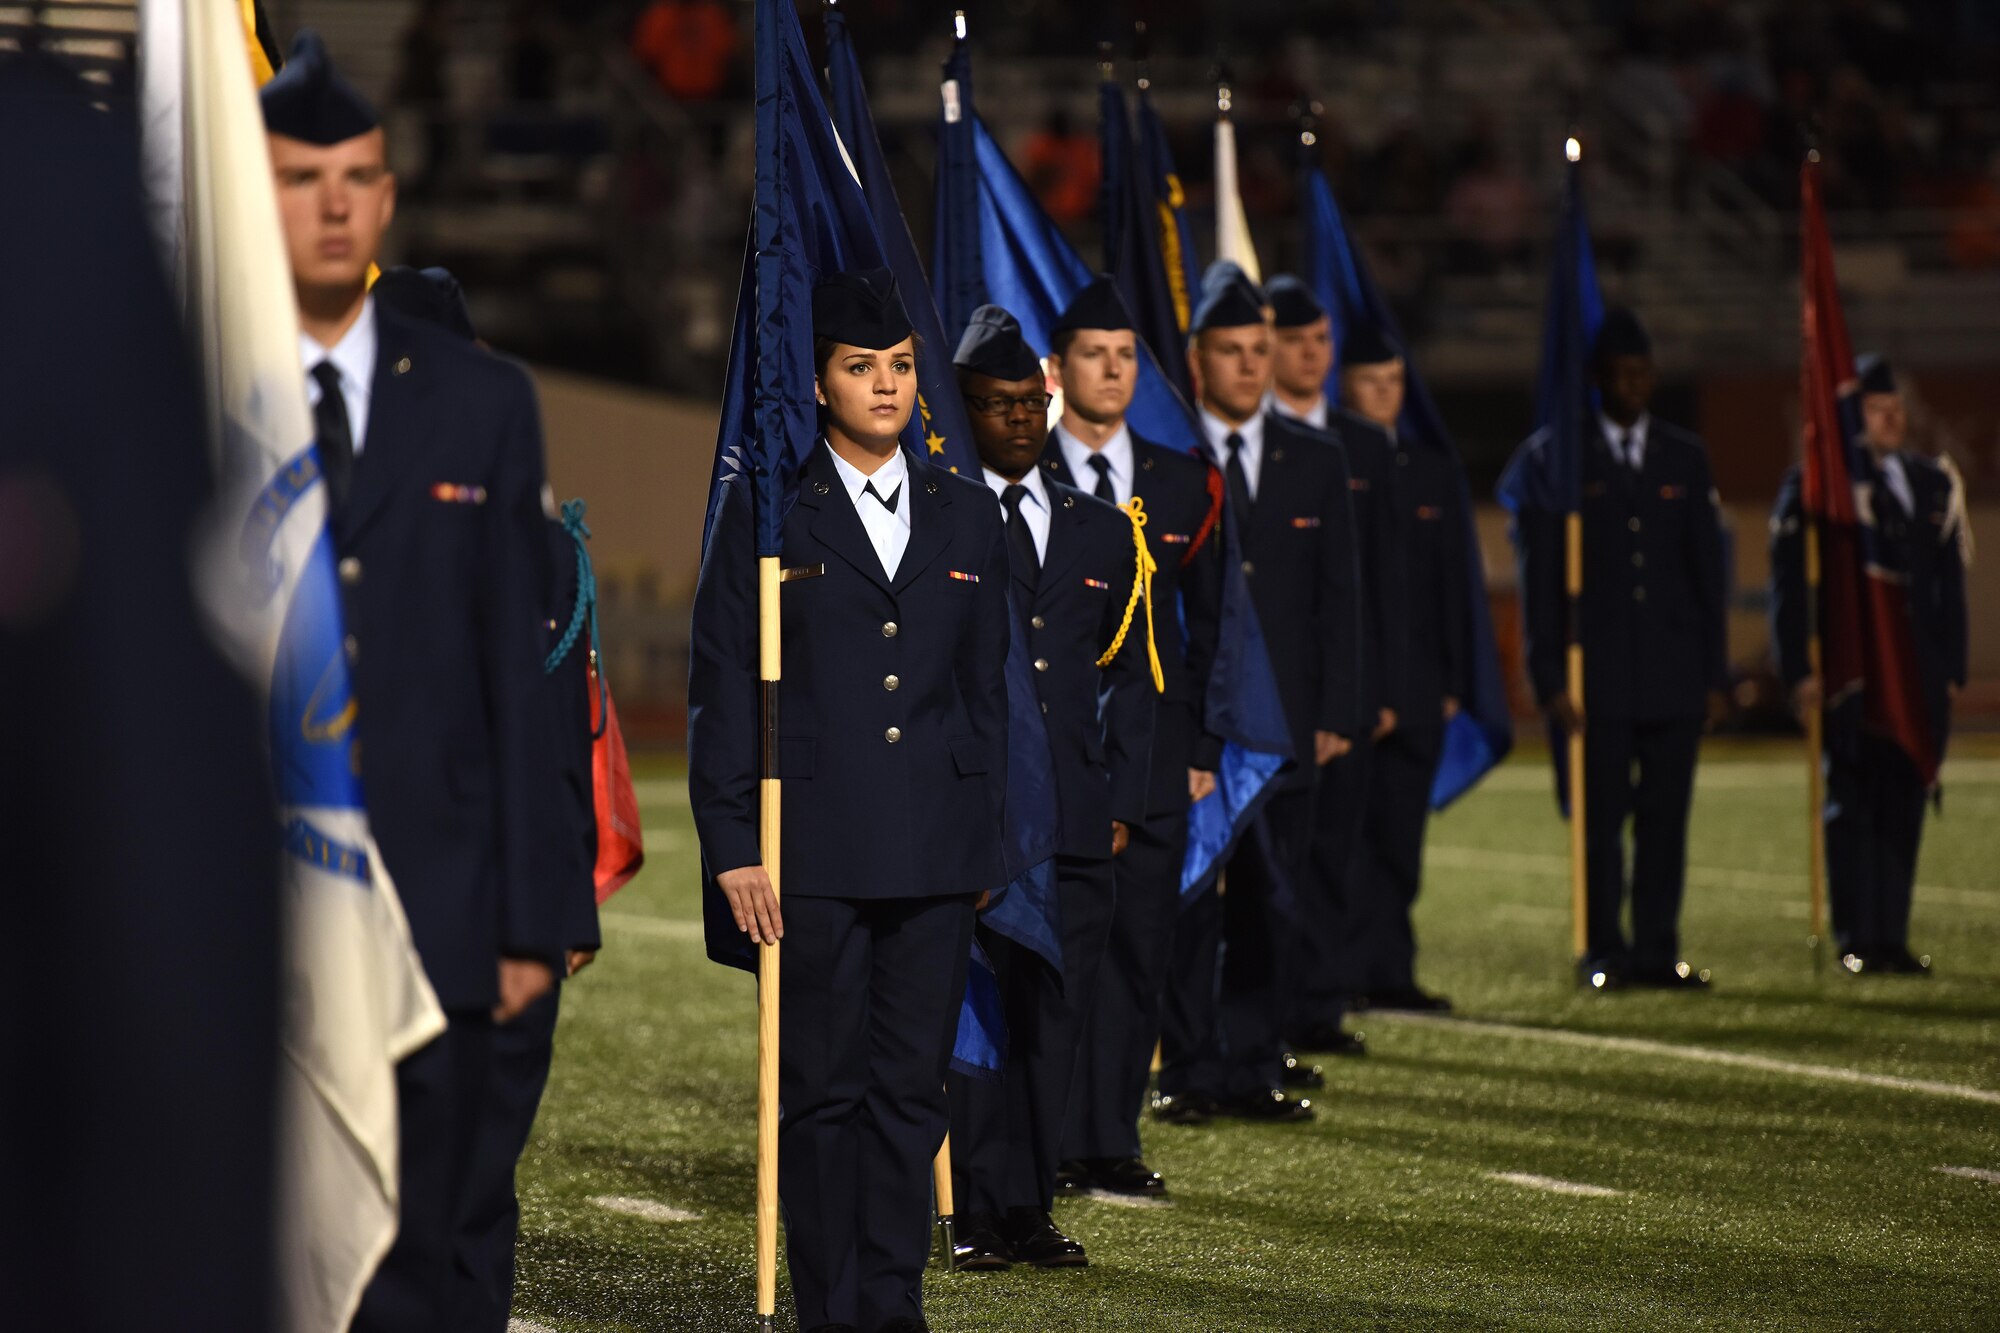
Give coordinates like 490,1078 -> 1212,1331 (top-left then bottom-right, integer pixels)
1199,406 -> 1266,500
829,444 -> 912,579
300,296 -> 380,455
1267,390 -> 1328,431
1053,421 -> 1136,506
1876,451 -> 1914,516
982,463 -> 1051,560
1599,410 -> 1650,472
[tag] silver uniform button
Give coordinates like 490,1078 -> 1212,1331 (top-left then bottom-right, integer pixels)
338,556 -> 362,585
1397,452 -> 1411,467
885,726 -> 902,743
1030,615 -> 1045,630
1634,586 -> 1647,602
1628,517 -> 1641,532
882,621 -> 898,638
1241,560 -> 1255,576
883,674 -> 900,691
343,633 -> 359,663
1040,701 -> 1049,715
1034,658 -> 1049,672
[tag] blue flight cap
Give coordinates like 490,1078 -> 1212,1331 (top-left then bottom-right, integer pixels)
259,30 -> 380,145
953,304 -> 1043,382
371,266 -> 476,342
1053,275 -> 1135,337
1189,261 -> 1266,335
1342,322 -> 1401,367
1264,274 -> 1327,330
811,268 -> 912,350
1591,307 -> 1653,366
1856,353 -> 1898,396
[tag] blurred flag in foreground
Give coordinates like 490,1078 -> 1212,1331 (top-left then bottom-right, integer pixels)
138,1 -> 445,1328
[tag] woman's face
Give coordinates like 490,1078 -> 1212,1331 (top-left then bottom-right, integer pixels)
818,337 -> 917,447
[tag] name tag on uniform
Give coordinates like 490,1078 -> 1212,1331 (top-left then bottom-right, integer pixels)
1347,478 -> 1371,492
1415,505 -> 1442,521
430,482 -> 488,504
1083,577 -> 1109,590
1158,532 -> 1191,545
1659,484 -> 1687,500
947,569 -> 980,583
780,563 -> 824,582
1289,516 -> 1322,529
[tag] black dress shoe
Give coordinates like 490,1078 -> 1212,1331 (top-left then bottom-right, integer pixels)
1003,1207 -> 1088,1268
1291,1021 -> 1367,1057
1577,957 -> 1626,990
1368,985 -> 1452,1012
1214,1088 -> 1315,1122
1280,1052 -> 1325,1089
1085,1156 -> 1166,1198
1055,1159 -> 1088,1193
1149,1092 -> 1213,1126
949,1214 -> 1012,1272
1879,948 -> 1933,975
1626,961 -> 1711,990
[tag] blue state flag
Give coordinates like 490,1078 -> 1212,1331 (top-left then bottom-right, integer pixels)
1137,86 -> 1202,340
825,8 -> 1060,1073
1099,76 -> 1194,404
933,34 -> 1291,898
1299,158 -> 1513,807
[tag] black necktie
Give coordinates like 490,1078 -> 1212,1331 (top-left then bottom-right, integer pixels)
311,360 -> 355,516
1087,453 -> 1116,503
1223,431 -> 1254,525
1002,483 -> 1039,588
864,480 -> 901,514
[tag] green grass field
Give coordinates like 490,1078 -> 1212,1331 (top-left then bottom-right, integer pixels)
512,738 -> 2000,1331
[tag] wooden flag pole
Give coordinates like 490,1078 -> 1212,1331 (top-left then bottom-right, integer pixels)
755,555 -> 782,1332
1566,512 -> 1589,964
933,1132 -> 957,1266
1803,522 -> 1828,967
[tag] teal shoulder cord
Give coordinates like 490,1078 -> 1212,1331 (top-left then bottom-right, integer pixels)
544,498 -> 608,739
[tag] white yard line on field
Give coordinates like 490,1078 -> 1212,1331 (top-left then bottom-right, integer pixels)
1936,1166 -> 2000,1184
1488,1172 -> 1626,1198
1426,845 -> 1996,911
590,1195 -> 701,1223
1371,1012 -> 2000,1107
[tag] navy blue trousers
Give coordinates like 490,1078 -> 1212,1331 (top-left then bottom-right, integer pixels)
1583,716 -> 1702,970
781,893 -> 975,1332
354,1012 -> 494,1333
1159,784 -> 1313,1100
1063,813 -> 1187,1162
450,985 -> 562,1332
1343,724 -> 1446,995
1826,734 -> 1928,957
952,854 -> 1117,1216
1291,742 -> 1372,1034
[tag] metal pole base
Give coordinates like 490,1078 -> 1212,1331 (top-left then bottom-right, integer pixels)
935,1215 -> 956,1269
757,1316 -> 776,1333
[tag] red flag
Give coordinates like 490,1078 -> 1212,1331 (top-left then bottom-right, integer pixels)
1799,158 -> 1937,786
589,666 -> 644,902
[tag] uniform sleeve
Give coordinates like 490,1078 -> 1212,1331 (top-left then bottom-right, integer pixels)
1767,468 -> 1809,689
1516,501 -> 1566,708
1316,443 -> 1364,738
1097,510 -> 1158,828
1939,487 -> 1970,689
1688,444 -> 1732,692
1364,445 -> 1407,718
958,504 -> 1012,842
486,369 -> 567,972
687,478 -> 763,878
547,521 -> 602,953
1181,464 -> 1227,770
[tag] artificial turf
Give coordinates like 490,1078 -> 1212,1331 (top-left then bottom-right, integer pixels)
511,737 -> 2000,1331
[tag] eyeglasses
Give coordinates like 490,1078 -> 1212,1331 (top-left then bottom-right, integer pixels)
965,392 -> 1052,417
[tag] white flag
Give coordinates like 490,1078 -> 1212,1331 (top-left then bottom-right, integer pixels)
1214,109 -> 1262,284
137,4 -> 447,1330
